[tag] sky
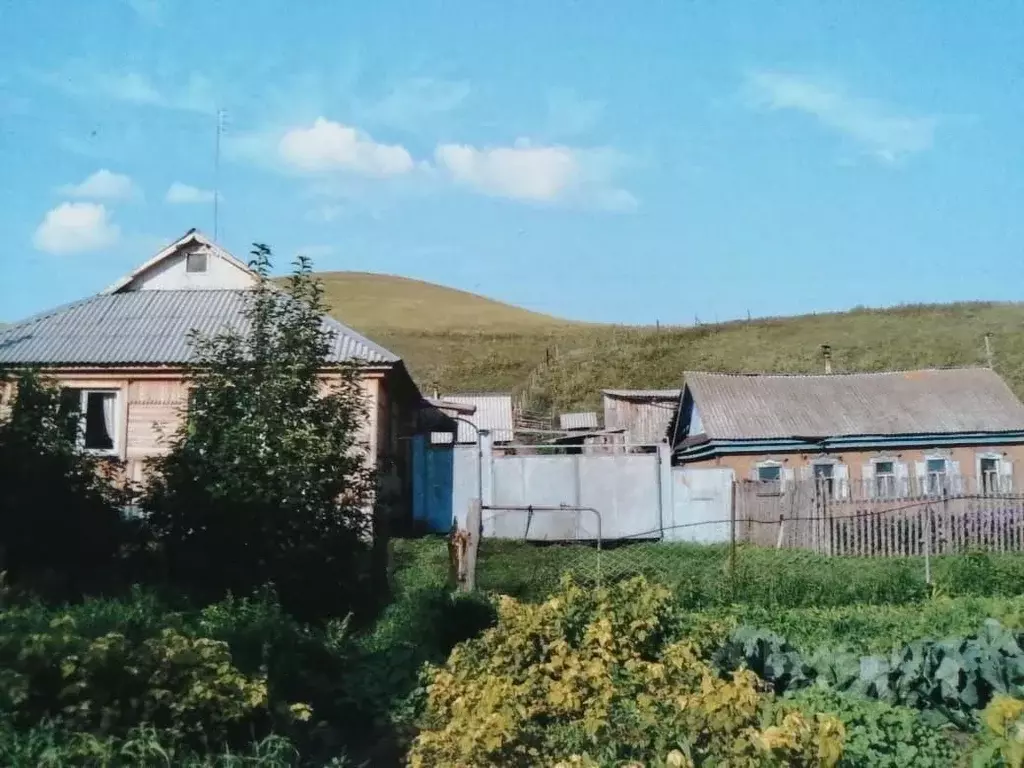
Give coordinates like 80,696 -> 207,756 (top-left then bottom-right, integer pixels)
1,0 -> 1022,325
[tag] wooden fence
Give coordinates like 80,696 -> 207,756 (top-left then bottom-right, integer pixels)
736,477 -> 1024,557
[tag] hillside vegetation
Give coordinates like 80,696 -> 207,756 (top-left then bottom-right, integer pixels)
307,272 -> 1024,414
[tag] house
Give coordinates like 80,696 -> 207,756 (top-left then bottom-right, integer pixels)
430,392 -> 515,445
0,229 -> 428,518
672,368 -> 1024,496
602,388 -> 680,449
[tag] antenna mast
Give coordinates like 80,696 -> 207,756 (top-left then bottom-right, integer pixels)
213,109 -> 226,241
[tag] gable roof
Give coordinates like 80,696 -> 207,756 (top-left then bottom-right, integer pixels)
102,229 -> 258,294
683,368 -> 1024,440
0,290 -> 400,366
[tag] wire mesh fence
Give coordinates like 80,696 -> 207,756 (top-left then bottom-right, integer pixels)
471,478 -> 1024,599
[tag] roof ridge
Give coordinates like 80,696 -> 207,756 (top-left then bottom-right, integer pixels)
683,366 -> 993,379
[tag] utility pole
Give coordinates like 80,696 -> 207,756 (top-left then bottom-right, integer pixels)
213,109 -> 227,241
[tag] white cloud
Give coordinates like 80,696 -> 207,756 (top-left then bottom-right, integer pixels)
278,117 -> 415,176
744,70 -> 937,163
165,182 -> 216,204
33,202 -> 120,255
58,169 -> 139,200
434,138 -> 636,209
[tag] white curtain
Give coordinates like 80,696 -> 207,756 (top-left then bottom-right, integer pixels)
101,393 -> 116,442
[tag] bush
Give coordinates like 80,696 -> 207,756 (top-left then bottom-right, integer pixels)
0,369 -> 130,598
409,576 -> 845,766
784,689 -> 959,767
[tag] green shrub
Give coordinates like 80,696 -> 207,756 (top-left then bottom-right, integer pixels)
0,614 -> 286,748
410,576 -> 845,767
784,689 -> 959,767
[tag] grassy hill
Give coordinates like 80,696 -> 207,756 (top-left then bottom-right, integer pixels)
305,272 -> 1024,414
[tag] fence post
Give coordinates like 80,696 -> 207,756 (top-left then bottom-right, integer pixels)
923,500 -> 933,587
729,481 -> 737,594
464,499 -> 481,592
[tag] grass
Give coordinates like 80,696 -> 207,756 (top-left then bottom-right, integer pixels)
302,270 -> 1024,412
392,536 -> 1024,610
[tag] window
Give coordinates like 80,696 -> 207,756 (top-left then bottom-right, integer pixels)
981,457 -> 999,494
60,388 -> 119,453
756,463 -> 783,495
926,458 -> 948,495
874,461 -> 896,498
812,462 -> 834,497
186,251 -> 208,273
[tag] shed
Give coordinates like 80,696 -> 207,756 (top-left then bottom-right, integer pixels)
602,389 -> 680,446
430,392 -> 514,444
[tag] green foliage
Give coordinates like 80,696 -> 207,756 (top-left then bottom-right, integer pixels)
784,689 -> 959,767
0,369 -> 130,598
142,246 -> 376,622
709,596 -> 1024,655
410,575 -> 845,767
715,620 -> 1024,729
0,719 -> 311,767
398,538 -> 1024,611
0,612 -> 282,750
973,695 -> 1024,767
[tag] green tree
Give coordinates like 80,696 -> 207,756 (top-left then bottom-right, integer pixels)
0,369 -> 128,597
142,245 -> 376,622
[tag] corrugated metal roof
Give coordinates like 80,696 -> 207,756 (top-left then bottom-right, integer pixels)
683,368 -> 1024,440
559,411 -> 599,430
0,290 -> 399,366
434,393 -> 514,443
601,388 -> 681,399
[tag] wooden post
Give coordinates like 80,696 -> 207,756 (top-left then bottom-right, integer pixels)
776,514 -> 786,550
729,481 -> 737,593
463,499 -> 482,592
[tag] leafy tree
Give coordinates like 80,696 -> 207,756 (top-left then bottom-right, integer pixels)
142,245 -> 377,622
0,369 -> 128,597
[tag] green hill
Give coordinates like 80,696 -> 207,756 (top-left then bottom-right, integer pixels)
305,272 -> 1024,415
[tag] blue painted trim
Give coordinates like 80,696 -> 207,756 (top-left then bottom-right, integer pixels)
676,432 -> 1024,461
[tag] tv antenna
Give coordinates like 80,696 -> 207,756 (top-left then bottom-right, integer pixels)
213,108 -> 227,241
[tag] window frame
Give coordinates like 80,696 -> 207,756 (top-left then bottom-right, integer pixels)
811,461 -> 835,498
60,387 -> 121,457
754,460 -> 784,496
977,452 -> 1005,495
185,251 -> 208,273
924,455 -> 950,496
872,459 -> 897,499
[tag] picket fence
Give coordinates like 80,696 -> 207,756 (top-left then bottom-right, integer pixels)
738,476 -> 1024,557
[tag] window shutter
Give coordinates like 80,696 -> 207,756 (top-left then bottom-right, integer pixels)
782,467 -> 795,491
834,463 -> 849,499
949,460 -> 962,494
862,463 -> 875,499
1001,459 -> 1014,492
914,461 -> 927,496
799,464 -> 813,482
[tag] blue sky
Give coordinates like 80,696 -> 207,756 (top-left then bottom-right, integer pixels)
2,1 -> 1022,325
